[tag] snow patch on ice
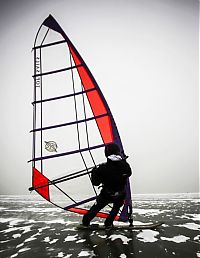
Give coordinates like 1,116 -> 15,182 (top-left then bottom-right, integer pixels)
109,234 -> 131,244
177,214 -> 200,221
98,234 -> 107,239
194,235 -> 200,241
45,219 -> 66,224
12,233 -> 21,239
29,219 -> 66,225
137,230 -> 159,243
18,247 -> 31,253
161,235 -> 189,243
16,243 -> 24,248
38,226 -> 50,232
175,223 -> 200,231
78,251 -> 93,257
10,219 -> 25,226
42,236 -> 58,244
1,227 -> 18,233
0,240 -> 10,243
114,220 -> 157,226
64,234 -> 78,242
21,225 -> 32,234
49,239 -> 59,244
0,218 -> 19,223
161,224 -> 169,227
120,254 -> 127,258
3,225 -> 32,235
65,221 -> 78,225
76,239 -> 86,243
57,252 -> 72,258
196,251 -> 200,258
190,214 -> 200,221
44,237 -> 50,242
24,233 -> 38,242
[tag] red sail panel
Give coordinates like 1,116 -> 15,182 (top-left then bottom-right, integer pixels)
87,90 -> 107,115
69,46 -> 114,144
96,116 -> 113,143
69,47 -> 94,90
33,168 -> 50,201
68,207 -> 120,221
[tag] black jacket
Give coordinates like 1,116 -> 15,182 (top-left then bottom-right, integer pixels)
91,158 -> 132,193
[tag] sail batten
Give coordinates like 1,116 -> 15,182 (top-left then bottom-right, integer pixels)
32,64 -> 82,77
31,113 -> 109,132
32,88 -> 96,104
33,39 -> 67,50
64,196 -> 97,209
29,166 -> 94,191
29,143 -> 109,162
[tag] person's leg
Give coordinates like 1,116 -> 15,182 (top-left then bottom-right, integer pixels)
82,194 -> 109,226
104,197 -> 124,227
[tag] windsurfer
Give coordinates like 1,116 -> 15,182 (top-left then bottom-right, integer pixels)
82,143 -> 132,228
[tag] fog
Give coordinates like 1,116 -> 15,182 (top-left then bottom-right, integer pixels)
0,0 -> 198,195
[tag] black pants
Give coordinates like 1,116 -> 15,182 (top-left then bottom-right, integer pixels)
82,190 -> 125,227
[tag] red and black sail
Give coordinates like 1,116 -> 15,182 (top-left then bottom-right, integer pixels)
29,15 -> 132,222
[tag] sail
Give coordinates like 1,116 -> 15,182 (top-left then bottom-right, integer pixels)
29,15 -> 132,222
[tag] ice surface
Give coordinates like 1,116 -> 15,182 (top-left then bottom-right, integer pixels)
26,207 -> 61,213
133,208 -> 169,215
1,194 -> 199,258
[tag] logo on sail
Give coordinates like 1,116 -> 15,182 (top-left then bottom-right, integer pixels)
44,141 -> 58,152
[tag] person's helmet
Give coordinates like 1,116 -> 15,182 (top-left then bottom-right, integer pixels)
104,143 -> 120,157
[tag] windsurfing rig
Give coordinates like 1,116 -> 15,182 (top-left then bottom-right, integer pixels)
29,15 -> 133,224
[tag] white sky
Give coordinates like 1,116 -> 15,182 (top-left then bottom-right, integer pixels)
0,0 -> 199,195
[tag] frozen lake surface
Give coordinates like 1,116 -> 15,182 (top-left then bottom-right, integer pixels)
0,194 -> 199,258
